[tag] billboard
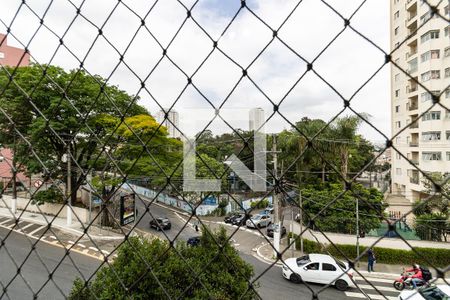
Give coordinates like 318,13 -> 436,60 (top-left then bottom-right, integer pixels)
120,193 -> 135,226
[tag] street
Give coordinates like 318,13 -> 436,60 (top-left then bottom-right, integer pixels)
0,200 -> 409,299
0,227 -> 101,299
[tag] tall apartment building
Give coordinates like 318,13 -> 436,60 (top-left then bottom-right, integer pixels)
249,107 -> 265,132
156,109 -> 181,139
390,0 -> 450,202
0,33 -> 30,66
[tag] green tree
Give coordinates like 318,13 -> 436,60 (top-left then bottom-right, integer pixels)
0,65 -> 147,205
413,174 -> 449,241
69,227 -> 257,299
301,183 -> 387,234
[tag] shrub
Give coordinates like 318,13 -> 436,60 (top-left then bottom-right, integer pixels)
289,233 -> 449,268
250,199 -> 269,209
32,186 -> 64,206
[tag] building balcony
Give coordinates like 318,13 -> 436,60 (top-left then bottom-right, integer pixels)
407,103 -> 418,111
410,159 -> 419,165
406,0 -> 417,11
409,142 -> 419,147
409,176 -> 420,184
406,51 -> 417,60
406,85 -> 418,94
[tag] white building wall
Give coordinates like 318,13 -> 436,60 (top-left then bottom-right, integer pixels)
390,0 -> 450,202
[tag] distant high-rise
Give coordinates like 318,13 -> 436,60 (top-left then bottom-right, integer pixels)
249,108 -> 265,132
157,109 -> 181,138
0,33 -> 30,67
390,0 -> 449,202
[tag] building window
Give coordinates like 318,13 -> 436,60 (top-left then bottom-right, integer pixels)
395,27 -> 399,35
394,11 -> 399,19
420,50 -> 440,62
396,121 -> 401,128
446,131 -> 450,140
422,131 -> 441,141
395,42 -> 400,49
395,105 -> 400,113
394,74 -> 400,82
0,52 -> 4,59
421,90 -> 440,102
422,152 -> 441,161
446,89 -> 450,98
396,136 -> 401,144
421,70 -> 440,82
420,30 -> 439,43
396,152 -> 401,160
420,11 -> 432,24
445,47 -> 450,57
445,5 -> 449,16
422,111 -> 441,121
445,68 -> 450,78
396,168 -> 402,175
445,26 -> 450,37
447,152 -> 450,161
395,89 -> 400,97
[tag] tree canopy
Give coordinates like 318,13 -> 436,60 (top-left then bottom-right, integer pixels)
69,227 -> 257,300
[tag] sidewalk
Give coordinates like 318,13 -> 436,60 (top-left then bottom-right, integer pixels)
0,206 -> 124,240
255,239 -> 449,280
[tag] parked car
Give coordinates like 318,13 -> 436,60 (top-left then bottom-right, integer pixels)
398,285 -> 450,300
224,213 -> 240,224
149,217 -> 171,231
261,206 -> 274,215
266,223 -> 286,237
246,214 -> 271,228
282,254 -> 354,291
231,213 -> 252,226
187,236 -> 201,247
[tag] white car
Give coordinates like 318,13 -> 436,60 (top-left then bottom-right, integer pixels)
246,214 -> 271,228
398,285 -> 450,300
282,254 -> 355,291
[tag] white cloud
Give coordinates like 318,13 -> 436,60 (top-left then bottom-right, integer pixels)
0,0 -> 391,141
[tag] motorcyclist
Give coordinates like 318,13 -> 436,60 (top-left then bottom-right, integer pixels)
405,264 -> 423,289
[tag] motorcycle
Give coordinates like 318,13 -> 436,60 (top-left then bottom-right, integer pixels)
393,270 -> 429,291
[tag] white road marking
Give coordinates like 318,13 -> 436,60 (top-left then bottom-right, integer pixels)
355,284 -> 398,292
89,246 -> 99,252
29,225 -> 46,236
0,219 -> 13,226
50,236 -> 57,239
344,291 -> 397,300
101,250 -> 110,255
354,277 -> 396,284
78,243 -> 86,248
19,223 -> 34,231
68,240 -> 75,244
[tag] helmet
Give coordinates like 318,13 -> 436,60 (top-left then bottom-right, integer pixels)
414,264 -> 420,269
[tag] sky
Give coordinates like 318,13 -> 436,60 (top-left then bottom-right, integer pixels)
0,0 -> 391,143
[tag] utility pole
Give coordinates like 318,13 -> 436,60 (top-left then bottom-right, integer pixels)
356,197 -> 360,267
66,145 -> 72,225
272,134 -> 281,257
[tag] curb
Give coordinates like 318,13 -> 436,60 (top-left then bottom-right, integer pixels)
0,211 -> 124,240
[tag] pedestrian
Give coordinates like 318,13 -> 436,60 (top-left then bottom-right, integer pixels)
367,248 -> 376,272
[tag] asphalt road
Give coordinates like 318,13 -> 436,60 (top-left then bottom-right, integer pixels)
132,200 -> 358,300
135,197 -> 199,243
0,227 -> 101,300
